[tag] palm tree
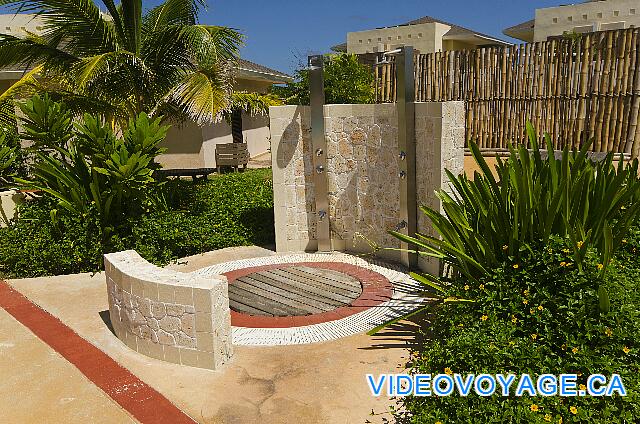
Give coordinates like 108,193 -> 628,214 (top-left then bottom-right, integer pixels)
0,0 -> 243,128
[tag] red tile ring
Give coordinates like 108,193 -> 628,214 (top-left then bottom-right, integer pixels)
224,262 -> 394,328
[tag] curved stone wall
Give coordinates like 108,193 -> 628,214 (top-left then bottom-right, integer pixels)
104,250 -> 232,370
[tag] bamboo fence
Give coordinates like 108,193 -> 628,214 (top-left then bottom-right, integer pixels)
375,28 -> 640,157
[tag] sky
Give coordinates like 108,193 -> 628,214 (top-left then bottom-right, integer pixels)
200,0 -> 564,75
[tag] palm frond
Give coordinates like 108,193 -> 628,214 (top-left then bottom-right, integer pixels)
164,63 -> 231,125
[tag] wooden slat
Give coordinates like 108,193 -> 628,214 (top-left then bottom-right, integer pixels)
227,265 -> 365,317
284,267 -> 361,294
228,284 -> 301,316
246,272 -> 343,309
234,277 -> 325,314
267,268 -> 359,302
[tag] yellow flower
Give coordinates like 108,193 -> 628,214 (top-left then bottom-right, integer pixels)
597,263 -> 604,270
479,284 -> 485,290
566,262 -> 573,267
444,367 -> 453,375
502,245 -> 509,251
538,305 -> 544,311
605,327 -> 613,337
481,315 -> 488,321
562,248 -> 570,253
577,241 -> 584,248
622,239 -> 628,244
458,323 -> 464,328
435,422 -> 442,424
530,404 -> 539,412
513,264 -> 519,269
577,371 -> 583,377
464,284 -> 470,291
570,406 -> 578,415
623,346 -> 631,354
523,299 -> 529,305
523,289 -> 530,296
558,417 -> 563,424
544,414 -> 552,422
559,261 -> 566,267
531,333 -> 538,340
572,347 -> 579,354
530,308 -> 536,314
561,344 -> 567,350
512,316 -> 518,324
579,384 -> 586,391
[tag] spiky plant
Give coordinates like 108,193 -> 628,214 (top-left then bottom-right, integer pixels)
0,0 -> 243,128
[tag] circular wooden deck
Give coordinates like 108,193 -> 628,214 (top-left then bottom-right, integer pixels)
228,265 -> 363,317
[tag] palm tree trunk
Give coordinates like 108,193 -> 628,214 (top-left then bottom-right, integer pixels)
231,109 -> 243,143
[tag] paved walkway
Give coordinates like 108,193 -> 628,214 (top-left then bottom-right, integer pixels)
1,246 -> 413,424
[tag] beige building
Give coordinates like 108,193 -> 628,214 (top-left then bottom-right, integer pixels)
333,15 -> 510,55
504,0 -> 640,43
0,13 -> 292,170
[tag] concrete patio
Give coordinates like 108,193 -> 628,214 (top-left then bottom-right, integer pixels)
0,246 -> 415,423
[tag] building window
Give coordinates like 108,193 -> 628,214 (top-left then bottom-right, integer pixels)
407,34 -> 412,38
4,27 -> 10,31
631,9 -> 636,15
582,14 -> 588,20
359,39 -> 362,43
418,32 -> 423,38
614,10 -> 619,17
567,16 -> 573,22
597,12 -> 603,18
377,37 -> 381,41
553,17 -> 558,23
397,35 -> 401,40
387,36 -> 392,41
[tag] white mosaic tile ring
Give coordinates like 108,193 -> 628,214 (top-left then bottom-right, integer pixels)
191,252 -> 425,346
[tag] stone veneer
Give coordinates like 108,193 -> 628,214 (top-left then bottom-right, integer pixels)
269,102 -> 465,271
104,250 -> 232,370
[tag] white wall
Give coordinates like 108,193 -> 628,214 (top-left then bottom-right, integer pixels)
534,0 -> 640,41
157,112 -> 272,169
347,22 -> 444,54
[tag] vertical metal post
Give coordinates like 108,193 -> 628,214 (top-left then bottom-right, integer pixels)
309,55 -> 331,252
396,46 -> 418,268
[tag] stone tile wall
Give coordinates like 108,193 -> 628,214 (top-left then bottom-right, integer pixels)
104,250 -> 232,370
270,102 -> 465,271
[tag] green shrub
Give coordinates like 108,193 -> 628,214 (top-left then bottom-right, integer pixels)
401,237 -> 640,423
127,169 -> 275,264
0,197 -> 109,277
0,169 -> 274,278
272,53 -> 375,105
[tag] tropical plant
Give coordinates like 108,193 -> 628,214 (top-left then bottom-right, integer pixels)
272,53 -> 375,105
0,132 -> 16,188
15,95 -> 169,238
388,123 -> 640,317
0,0 -> 243,128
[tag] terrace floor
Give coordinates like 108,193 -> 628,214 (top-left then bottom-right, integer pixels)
0,246 -> 417,424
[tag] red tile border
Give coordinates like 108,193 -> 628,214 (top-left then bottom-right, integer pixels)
225,262 -> 393,328
0,280 -> 196,424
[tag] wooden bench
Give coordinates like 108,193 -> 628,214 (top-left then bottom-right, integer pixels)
155,167 -> 217,180
215,143 -> 249,173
